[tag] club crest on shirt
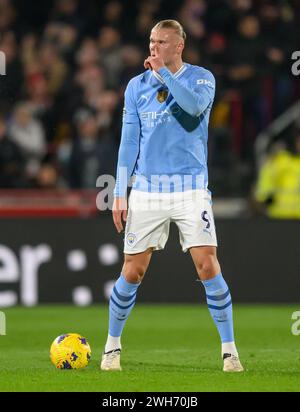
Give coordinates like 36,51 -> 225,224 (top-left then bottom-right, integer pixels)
157,89 -> 168,103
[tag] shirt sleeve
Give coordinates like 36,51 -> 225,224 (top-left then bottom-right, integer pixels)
122,79 -> 140,125
114,80 -> 140,198
157,66 -> 216,117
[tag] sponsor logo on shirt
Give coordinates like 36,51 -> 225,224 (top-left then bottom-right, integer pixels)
196,79 -> 215,88
140,107 -> 181,127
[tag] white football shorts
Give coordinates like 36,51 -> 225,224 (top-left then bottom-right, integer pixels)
123,189 -> 218,254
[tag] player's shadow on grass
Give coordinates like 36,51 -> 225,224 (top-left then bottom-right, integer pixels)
123,361 -> 219,373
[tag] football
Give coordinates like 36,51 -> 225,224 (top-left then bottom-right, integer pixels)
50,333 -> 91,369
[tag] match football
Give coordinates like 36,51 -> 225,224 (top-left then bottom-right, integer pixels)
50,333 -> 91,370
0,0 -> 300,396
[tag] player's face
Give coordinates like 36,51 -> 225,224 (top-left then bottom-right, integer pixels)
149,28 -> 184,65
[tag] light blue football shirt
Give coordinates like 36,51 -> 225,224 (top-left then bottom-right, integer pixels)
114,63 -> 216,196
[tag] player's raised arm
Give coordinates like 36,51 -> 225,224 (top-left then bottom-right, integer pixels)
145,42 -> 215,118
158,65 -> 216,117
113,80 -> 141,233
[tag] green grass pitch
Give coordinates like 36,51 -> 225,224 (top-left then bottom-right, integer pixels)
0,305 -> 299,392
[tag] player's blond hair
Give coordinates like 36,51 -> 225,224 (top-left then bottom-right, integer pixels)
152,20 -> 186,42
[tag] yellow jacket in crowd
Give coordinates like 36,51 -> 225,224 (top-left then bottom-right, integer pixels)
255,149 -> 300,218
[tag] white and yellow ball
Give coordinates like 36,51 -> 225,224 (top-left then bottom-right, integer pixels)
50,333 -> 91,369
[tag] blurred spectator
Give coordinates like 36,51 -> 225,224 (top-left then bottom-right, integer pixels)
49,0 -> 84,35
229,0 -> 253,15
75,38 -> 100,69
260,4 -> 295,119
43,22 -> 79,63
100,1 -> 124,29
254,129 -> 300,219
227,14 -> 265,159
204,33 -> 227,78
21,33 -> 39,73
134,0 -> 161,48
56,133 -> 73,186
22,44 -> 65,141
227,15 -> 263,94
39,43 -> 69,95
0,0 -> 16,32
205,0 -> 235,35
95,90 -> 119,132
8,103 -> 47,180
98,26 -> 123,89
183,45 -> 202,67
0,115 -> 24,188
34,161 -> 60,189
76,64 -> 105,110
178,0 -> 207,42
0,31 -> 23,111
69,109 -> 116,188
120,45 -> 143,86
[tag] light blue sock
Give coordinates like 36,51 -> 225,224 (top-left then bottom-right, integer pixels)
201,273 -> 234,343
108,274 -> 140,338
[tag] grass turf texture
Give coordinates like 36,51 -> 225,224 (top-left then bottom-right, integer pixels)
0,305 -> 299,392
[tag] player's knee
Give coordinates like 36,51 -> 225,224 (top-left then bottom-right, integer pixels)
122,261 -> 146,283
197,254 -> 220,280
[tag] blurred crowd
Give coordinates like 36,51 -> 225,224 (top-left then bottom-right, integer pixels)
0,0 -> 299,197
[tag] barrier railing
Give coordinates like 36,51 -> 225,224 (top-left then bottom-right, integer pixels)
0,190 -> 99,217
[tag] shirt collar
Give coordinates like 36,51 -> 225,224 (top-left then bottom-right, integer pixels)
152,63 -> 187,84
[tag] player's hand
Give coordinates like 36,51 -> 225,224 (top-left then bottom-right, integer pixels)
144,46 -> 165,72
112,197 -> 127,233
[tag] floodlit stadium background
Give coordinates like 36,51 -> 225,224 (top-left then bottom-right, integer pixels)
0,0 -> 299,305
0,0 -> 300,394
